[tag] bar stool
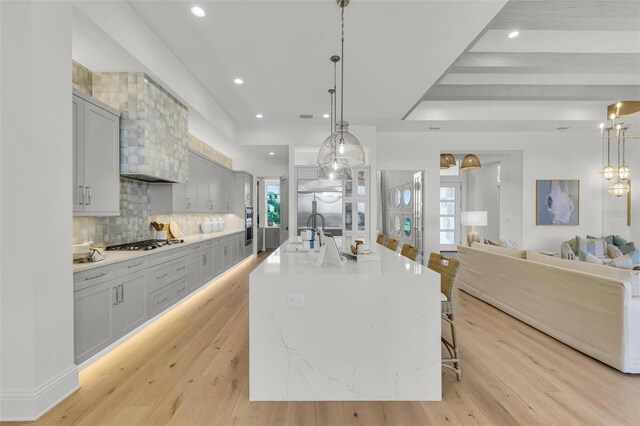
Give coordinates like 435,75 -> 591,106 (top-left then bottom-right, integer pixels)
376,233 -> 386,245
428,252 -> 461,380
401,243 -> 418,261
386,237 -> 399,252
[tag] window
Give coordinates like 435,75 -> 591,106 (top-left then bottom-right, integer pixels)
266,183 -> 280,227
440,183 -> 461,250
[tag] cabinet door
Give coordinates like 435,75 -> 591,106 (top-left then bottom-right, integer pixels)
72,96 -> 84,213
223,241 -> 232,269
187,252 -> 203,293
172,183 -> 195,213
82,101 -> 120,215
202,248 -> 214,283
213,244 -> 224,277
231,237 -> 240,264
74,280 -> 118,363
115,270 -> 149,337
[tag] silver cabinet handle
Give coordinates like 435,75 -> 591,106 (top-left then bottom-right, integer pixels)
177,287 -> 185,294
186,197 -> 191,209
86,186 -> 92,205
84,272 -> 107,281
79,186 -> 84,205
156,297 -> 169,305
202,254 -> 207,266
118,284 -> 124,303
113,287 -> 119,306
157,273 -> 168,279
127,262 -> 144,269
177,266 -> 186,271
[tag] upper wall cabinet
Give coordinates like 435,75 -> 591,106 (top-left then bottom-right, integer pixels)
233,171 -> 254,216
73,90 -> 120,216
149,151 -> 236,215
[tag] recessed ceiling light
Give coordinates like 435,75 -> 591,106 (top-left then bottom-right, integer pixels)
191,6 -> 206,17
268,152 -> 275,156
508,31 -> 519,38
322,114 -> 330,119
233,78 -> 244,85
256,114 -> 263,119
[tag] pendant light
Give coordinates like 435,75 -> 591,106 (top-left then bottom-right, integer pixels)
608,125 -> 630,197
317,56 -> 352,181
600,127 -> 617,180
460,154 -> 482,171
442,153 -> 456,167
618,129 -> 630,181
440,155 -> 451,170
333,0 -> 365,166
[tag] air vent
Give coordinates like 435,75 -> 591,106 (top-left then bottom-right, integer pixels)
299,114 -> 314,119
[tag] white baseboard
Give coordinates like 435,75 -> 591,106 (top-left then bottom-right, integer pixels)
0,365 -> 79,421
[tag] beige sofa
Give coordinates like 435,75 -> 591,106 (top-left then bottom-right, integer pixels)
457,243 -> 640,373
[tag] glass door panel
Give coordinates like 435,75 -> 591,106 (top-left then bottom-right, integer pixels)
440,183 -> 461,251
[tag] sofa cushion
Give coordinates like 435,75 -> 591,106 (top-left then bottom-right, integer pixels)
613,235 -> 629,247
527,250 -> 640,297
471,242 -> 526,259
576,236 -> 606,258
500,239 -> 519,249
607,244 -> 624,259
588,234 -> 614,245
485,238 -> 501,246
579,250 -> 604,265
620,242 -> 636,255
606,254 -> 633,270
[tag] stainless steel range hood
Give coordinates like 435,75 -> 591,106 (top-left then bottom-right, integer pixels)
93,73 -> 189,184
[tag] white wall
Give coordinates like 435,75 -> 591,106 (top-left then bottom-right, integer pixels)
0,2 -> 78,420
378,131 -> 604,255
466,161 -> 501,242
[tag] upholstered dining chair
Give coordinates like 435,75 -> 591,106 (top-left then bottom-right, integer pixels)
376,233 -> 386,245
428,252 -> 461,380
401,243 -> 418,261
386,237 -> 399,252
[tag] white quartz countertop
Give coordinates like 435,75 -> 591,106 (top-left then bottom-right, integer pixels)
252,239 -> 432,276
73,229 -> 245,273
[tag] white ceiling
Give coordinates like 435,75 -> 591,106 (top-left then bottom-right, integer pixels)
405,0 -> 640,131
126,0 -> 506,127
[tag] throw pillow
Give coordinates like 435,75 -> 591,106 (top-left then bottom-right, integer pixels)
606,254 -> 633,270
613,235 -> 629,247
588,234 -> 615,245
576,236 -> 606,258
579,250 -> 604,265
620,242 -> 636,255
607,244 -> 624,259
629,250 -> 640,265
500,239 -> 519,249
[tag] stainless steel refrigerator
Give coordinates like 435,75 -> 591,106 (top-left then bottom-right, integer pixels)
297,179 -> 343,236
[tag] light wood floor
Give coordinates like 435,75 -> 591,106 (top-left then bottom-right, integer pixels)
14,252 -> 640,426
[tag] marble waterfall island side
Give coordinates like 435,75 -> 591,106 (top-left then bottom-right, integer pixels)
249,243 -> 442,401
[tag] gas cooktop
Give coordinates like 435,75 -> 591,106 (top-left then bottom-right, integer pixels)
106,239 -> 185,251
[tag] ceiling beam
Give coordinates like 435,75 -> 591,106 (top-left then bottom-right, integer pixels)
424,85 -> 640,101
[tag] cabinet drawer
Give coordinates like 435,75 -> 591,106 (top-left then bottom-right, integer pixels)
74,265 -> 116,291
149,247 -> 188,267
149,276 -> 187,317
115,256 -> 150,277
149,258 -> 187,293
149,281 -> 177,316
204,240 -> 217,248
188,243 -> 204,254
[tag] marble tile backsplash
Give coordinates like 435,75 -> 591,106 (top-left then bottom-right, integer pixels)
72,61 -> 92,96
73,177 -> 243,245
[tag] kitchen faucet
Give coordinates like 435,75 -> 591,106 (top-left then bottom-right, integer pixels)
306,213 -> 326,246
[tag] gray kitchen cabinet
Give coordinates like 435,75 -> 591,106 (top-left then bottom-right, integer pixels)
73,90 -> 120,216
233,171 -> 254,216
114,270 -> 149,336
213,244 -> 224,277
245,243 -> 254,258
232,236 -> 241,264
74,279 -> 117,364
202,247 -> 214,284
187,250 -> 203,293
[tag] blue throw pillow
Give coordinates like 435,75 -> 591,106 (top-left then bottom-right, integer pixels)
629,250 -> 640,265
620,242 -> 636,255
588,234 -> 614,245
613,235 -> 629,247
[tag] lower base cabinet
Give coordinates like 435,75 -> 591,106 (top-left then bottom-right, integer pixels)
74,232 -> 249,364
74,269 -> 149,364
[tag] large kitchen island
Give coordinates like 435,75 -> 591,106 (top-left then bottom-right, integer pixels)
249,239 -> 442,401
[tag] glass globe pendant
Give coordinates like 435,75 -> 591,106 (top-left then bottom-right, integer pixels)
609,180 -> 630,197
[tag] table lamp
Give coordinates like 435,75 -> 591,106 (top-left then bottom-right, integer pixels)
461,211 -> 487,246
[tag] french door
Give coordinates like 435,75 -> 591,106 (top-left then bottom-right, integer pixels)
440,183 -> 462,251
